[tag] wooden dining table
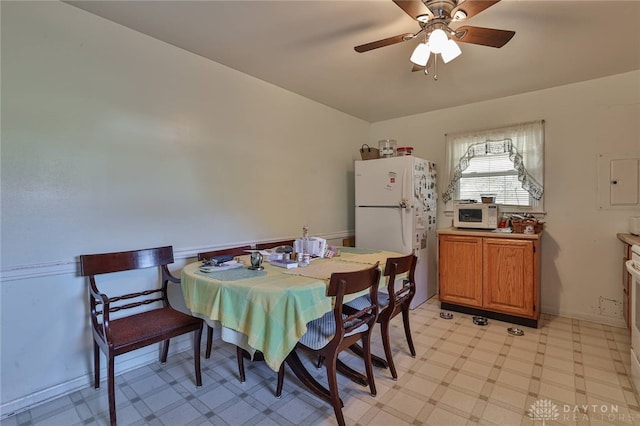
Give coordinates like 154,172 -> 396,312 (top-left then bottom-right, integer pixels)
180,246 -> 400,403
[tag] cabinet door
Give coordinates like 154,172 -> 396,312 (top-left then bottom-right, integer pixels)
483,238 -> 535,317
438,235 -> 483,307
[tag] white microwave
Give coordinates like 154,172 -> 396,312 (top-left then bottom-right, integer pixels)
453,203 -> 499,229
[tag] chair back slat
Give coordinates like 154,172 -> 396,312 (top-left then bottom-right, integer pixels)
328,263 -> 380,338
108,297 -> 164,313
109,288 -> 163,303
197,245 -> 252,261
327,262 -> 380,297
383,255 -> 417,306
80,246 -> 174,276
343,305 -> 376,334
255,240 -> 295,250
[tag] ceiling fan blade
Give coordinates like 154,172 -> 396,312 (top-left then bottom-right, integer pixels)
393,0 -> 432,21
451,0 -> 500,20
354,33 -> 414,53
453,25 -> 515,48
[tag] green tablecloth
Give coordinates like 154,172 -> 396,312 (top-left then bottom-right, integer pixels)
181,249 -> 400,371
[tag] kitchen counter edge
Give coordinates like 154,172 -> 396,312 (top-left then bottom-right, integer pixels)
617,233 -> 640,246
437,227 -> 542,240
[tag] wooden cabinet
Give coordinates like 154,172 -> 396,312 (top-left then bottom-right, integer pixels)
438,234 -> 483,306
438,229 -> 541,327
483,238 -> 536,317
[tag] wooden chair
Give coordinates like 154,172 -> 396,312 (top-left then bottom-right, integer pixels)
347,254 -> 417,380
79,246 -> 203,426
196,245 -> 252,360
276,263 -> 380,426
255,239 -> 295,250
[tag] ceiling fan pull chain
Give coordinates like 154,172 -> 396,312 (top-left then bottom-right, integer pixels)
434,55 -> 438,80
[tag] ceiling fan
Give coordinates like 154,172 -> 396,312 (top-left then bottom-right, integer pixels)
354,0 -> 515,76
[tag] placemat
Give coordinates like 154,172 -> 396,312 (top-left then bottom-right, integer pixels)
195,267 -> 267,281
282,259 -> 373,280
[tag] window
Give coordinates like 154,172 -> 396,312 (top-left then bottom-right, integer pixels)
459,153 -> 532,206
442,120 -> 545,213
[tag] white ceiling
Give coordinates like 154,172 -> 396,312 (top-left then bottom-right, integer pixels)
66,0 -> 640,123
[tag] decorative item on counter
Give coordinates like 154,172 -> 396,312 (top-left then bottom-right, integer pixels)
378,139 -> 397,157
396,146 -> 414,156
359,144 -> 379,160
510,215 -> 544,234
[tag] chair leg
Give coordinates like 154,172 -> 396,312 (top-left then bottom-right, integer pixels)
362,334 -> 377,396
325,355 -> 346,426
205,325 -> 214,359
93,340 -> 100,389
236,346 -> 246,382
194,328 -> 203,387
160,339 -> 170,363
275,363 -> 285,398
379,320 -> 398,380
107,355 -> 116,426
402,308 -> 416,357
316,355 -> 324,369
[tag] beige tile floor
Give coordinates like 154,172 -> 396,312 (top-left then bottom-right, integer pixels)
2,298 -> 639,425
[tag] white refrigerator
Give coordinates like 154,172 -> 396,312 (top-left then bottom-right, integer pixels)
355,156 -> 437,309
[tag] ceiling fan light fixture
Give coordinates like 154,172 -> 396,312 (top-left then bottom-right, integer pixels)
441,39 -> 462,63
410,42 -> 430,66
452,10 -> 467,21
428,28 -> 448,54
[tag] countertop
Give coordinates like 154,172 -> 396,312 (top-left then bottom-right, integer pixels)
437,227 -> 542,240
617,233 -> 640,246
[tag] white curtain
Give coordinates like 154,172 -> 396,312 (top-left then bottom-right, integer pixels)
442,120 -> 545,208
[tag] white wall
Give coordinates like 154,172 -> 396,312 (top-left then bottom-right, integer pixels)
371,70 -> 640,326
0,2 -> 368,415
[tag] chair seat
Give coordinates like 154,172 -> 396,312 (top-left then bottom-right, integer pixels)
104,308 -> 201,354
300,311 -> 370,350
346,292 -> 390,311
